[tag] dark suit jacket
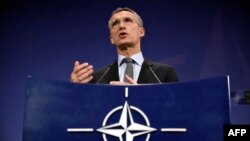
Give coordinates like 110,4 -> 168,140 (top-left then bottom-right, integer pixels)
92,59 -> 179,84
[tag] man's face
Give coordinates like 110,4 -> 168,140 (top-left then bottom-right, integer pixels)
109,11 -> 145,48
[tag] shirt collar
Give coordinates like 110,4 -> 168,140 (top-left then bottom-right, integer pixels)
118,52 -> 144,66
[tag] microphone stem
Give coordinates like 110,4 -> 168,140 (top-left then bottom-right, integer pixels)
148,65 -> 162,84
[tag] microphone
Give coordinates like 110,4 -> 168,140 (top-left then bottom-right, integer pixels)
147,64 -> 162,84
96,63 -> 114,84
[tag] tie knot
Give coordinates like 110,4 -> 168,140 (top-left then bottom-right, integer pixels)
123,57 -> 133,64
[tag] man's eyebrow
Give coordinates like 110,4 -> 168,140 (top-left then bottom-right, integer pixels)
112,18 -> 119,22
111,19 -> 119,25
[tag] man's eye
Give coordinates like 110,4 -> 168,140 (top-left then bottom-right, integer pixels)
112,21 -> 119,27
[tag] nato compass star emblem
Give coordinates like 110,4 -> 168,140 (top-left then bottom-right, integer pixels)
97,100 -> 156,141
67,87 -> 187,141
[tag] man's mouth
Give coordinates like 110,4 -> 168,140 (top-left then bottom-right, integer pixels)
119,32 -> 127,38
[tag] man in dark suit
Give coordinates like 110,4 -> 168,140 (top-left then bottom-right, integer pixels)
70,7 -> 178,85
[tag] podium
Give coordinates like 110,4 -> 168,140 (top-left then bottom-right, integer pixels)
23,76 -> 230,141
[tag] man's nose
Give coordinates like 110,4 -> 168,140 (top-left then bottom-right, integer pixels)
119,22 -> 125,29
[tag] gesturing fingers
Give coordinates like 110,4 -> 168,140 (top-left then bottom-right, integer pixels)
110,75 -> 138,85
70,61 -> 94,83
124,75 -> 137,84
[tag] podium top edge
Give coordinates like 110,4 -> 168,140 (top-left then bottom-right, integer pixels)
25,75 -> 229,87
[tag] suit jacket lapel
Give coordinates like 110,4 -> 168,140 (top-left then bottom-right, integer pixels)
108,60 -> 119,82
137,59 -> 152,83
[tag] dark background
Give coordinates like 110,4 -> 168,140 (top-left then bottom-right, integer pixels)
1,0 -> 249,141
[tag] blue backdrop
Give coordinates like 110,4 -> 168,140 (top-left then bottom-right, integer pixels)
1,0 -> 249,141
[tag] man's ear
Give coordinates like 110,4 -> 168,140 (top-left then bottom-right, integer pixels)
110,35 -> 114,44
139,27 -> 145,37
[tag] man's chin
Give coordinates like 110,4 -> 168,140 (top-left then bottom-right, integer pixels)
117,42 -> 134,49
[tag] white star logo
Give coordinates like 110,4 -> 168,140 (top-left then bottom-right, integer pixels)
97,101 -> 156,141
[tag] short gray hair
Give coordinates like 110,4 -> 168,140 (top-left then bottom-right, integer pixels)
108,7 -> 143,29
